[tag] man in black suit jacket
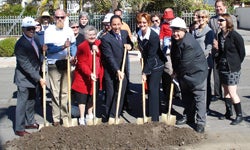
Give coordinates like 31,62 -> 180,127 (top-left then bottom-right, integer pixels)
101,15 -> 133,121
14,17 -> 46,136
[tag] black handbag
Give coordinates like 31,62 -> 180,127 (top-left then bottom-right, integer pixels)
55,59 -> 67,70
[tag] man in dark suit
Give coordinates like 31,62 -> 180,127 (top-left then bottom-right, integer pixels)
14,17 -> 46,136
101,15 -> 133,122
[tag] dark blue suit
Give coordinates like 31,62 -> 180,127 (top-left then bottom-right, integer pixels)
101,30 -> 133,118
14,35 -> 42,131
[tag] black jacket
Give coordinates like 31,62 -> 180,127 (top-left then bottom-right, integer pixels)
171,32 -> 208,88
218,30 -> 245,72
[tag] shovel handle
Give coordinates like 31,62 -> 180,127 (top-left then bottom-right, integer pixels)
167,82 -> 174,115
42,50 -> 47,126
67,46 -> 72,120
141,58 -> 146,119
115,47 -> 127,124
92,48 -> 97,120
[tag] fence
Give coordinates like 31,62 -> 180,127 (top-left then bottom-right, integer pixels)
0,12 -> 215,37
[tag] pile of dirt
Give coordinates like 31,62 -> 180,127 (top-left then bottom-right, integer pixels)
4,123 -> 204,149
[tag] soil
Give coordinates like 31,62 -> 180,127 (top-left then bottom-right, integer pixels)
3,123 -> 204,150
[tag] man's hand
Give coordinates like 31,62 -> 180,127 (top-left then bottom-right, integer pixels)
117,70 -> 124,80
124,44 -> 132,50
64,39 -> 71,48
42,44 -> 48,52
40,78 -> 46,88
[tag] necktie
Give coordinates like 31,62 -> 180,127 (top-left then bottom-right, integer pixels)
31,38 -> 39,57
116,34 -> 122,45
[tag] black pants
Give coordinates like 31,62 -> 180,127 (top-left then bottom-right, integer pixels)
105,75 -> 128,118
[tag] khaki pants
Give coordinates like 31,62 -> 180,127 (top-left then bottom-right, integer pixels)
48,64 -> 68,123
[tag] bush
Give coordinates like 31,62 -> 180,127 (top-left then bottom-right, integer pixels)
0,37 -> 17,57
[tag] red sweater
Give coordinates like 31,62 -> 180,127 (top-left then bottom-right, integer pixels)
71,40 -> 104,95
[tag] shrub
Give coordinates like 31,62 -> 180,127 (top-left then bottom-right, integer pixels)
0,37 -> 17,57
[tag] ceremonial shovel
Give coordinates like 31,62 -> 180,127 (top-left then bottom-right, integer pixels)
108,47 -> 127,125
63,45 -> 78,127
136,58 -> 151,124
161,82 -> 176,126
39,50 -> 50,130
86,46 -> 102,125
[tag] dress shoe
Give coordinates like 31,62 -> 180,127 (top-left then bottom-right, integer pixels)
15,130 -> 30,136
195,124 -> 205,133
25,123 -> 39,129
52,122 -> 60,126
176,116 -> 195,125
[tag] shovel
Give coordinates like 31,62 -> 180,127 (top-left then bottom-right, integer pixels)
108,47 -> 127,125
86,47 -> 102,125
136,58 -> 151,124
161,82 -> 176,126
39,50 -> 50,130
63,44 -> 78,127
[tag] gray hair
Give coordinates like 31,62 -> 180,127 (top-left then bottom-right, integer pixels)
79,11 -> 89,20
69,21 -> 79,27
83,25 -> 98,36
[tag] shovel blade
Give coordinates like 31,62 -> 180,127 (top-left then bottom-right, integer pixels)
93,118 -> 102,125
137,117 -> 152,124
108,117 -> 123,125
62,117 -> 78,127
161,113 -> 176,126
136,118 -> 144,125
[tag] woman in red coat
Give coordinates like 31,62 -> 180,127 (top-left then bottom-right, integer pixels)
72,25 -> 104,125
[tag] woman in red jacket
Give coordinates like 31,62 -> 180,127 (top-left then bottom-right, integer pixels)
72,25 -> 104,125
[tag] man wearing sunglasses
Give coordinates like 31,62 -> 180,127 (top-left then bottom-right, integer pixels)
44,9 -> 76,126
14,17 -> 47,136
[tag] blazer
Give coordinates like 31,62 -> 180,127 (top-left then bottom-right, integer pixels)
137,29 -> 165,75
14,35 -> 42,88
71,40 -> 104,94
218,30 -> 245,72
171,32 -> 208,88
101,30 -> 133,79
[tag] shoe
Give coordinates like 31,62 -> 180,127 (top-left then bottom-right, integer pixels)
25,123 -> 39,129
15,130 -> 30,136
79,118 -> 86,125
211,96 -> 220,102
85,114 -> 94,123
176,116 -> 195,125
195,124 -> 205,133
52,122 -> 60,126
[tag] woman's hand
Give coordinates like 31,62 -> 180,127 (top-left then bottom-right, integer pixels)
91,73 -> 97,81
142,73 -> 147,82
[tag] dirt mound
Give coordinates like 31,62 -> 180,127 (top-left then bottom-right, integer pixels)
4,123 -> 204,149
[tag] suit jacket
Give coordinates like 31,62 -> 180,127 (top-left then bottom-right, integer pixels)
138,29 -> 165,75
101,30 -> 133,80
171,32 -> 208,88
14,35 -> 42,88
72,40 -> 104,94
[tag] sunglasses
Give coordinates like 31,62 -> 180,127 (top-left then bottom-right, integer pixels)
152,20 -> 159,23
71,26 -> 79,29
55,16 -> 65,19
198,16 -> 207,19
26,27 -> 36,31
218,19 -> 226,22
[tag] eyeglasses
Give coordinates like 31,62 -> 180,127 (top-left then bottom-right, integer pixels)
218,19 -> 226,22
198,16 -> 207,19
104,23 -> 110,26
36,24 -> 41,26
26,27 -> 36,31
71,26 -> 79,29
55,16 -> 65,19
152,20 -> 159,23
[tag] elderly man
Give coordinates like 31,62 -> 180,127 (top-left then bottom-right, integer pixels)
14,17 -> 46,136
44,9 -> 76,126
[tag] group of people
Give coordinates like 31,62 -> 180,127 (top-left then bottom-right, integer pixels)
14,0 -> 245,136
